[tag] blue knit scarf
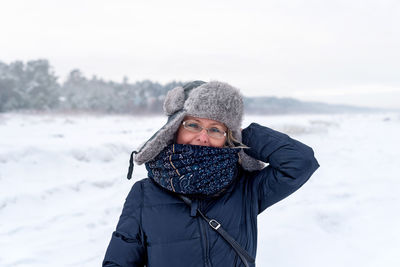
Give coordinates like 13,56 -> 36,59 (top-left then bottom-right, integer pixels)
145,144 -> 239,196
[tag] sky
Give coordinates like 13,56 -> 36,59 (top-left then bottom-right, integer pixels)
1,0 -> 400,109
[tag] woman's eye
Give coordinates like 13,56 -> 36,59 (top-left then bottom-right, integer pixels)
210,127 -> 222,133
188,123 -> 200,129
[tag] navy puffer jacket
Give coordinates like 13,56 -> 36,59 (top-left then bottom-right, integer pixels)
103,123 -> 319,267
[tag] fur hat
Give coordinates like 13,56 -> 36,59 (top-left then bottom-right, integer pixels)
133,80 -> 264,171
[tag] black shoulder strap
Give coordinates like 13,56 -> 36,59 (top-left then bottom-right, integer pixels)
179,196 -> 255,267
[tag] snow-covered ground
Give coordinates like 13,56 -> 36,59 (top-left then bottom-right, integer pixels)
0,112 -> 399,267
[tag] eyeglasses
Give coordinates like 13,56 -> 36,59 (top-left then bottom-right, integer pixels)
182,120 -> 227,139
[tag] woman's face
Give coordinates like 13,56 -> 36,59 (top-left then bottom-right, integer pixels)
176,116 -> 227,148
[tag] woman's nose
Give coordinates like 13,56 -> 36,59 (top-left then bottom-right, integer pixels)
197,129 -> 210,144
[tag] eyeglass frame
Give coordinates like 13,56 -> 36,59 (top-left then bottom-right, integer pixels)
181,120 -> 227,139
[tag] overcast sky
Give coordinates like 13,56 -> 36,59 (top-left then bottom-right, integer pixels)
1,0 -> 399,108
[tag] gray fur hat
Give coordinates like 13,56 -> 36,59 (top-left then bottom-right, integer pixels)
134,80 -> 264,171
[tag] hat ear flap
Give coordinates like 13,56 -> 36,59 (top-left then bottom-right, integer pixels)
163,86 -> 185,116
232,129 -> 264,171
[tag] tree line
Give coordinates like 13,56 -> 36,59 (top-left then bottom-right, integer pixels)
0,59 -> 183,113
1,59 -> 366,115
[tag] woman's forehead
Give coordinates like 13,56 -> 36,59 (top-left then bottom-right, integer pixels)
184,116 -> 226,128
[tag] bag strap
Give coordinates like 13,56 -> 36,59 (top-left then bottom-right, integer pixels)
179,195 -> 255,267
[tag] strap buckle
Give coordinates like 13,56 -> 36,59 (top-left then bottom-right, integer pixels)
209,219 -> 221,230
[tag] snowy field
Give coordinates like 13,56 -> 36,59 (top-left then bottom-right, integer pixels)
1,112 -> 399,267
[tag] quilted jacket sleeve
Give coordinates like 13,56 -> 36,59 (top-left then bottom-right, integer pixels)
103,181 -> 146,267
242,123 -> 320,214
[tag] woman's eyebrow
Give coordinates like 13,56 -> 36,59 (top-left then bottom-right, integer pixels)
210,123 -> 226,129
187,117 -> 225,128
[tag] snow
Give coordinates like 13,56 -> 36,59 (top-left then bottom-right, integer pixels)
1,112 -> 399,267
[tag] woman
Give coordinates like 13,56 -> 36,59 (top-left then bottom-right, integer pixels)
103,81 -> 319,267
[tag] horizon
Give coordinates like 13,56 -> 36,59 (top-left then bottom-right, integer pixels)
1,57 -> 397,111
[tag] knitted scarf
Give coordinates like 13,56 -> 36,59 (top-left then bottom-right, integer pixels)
145,144 -> 239,196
